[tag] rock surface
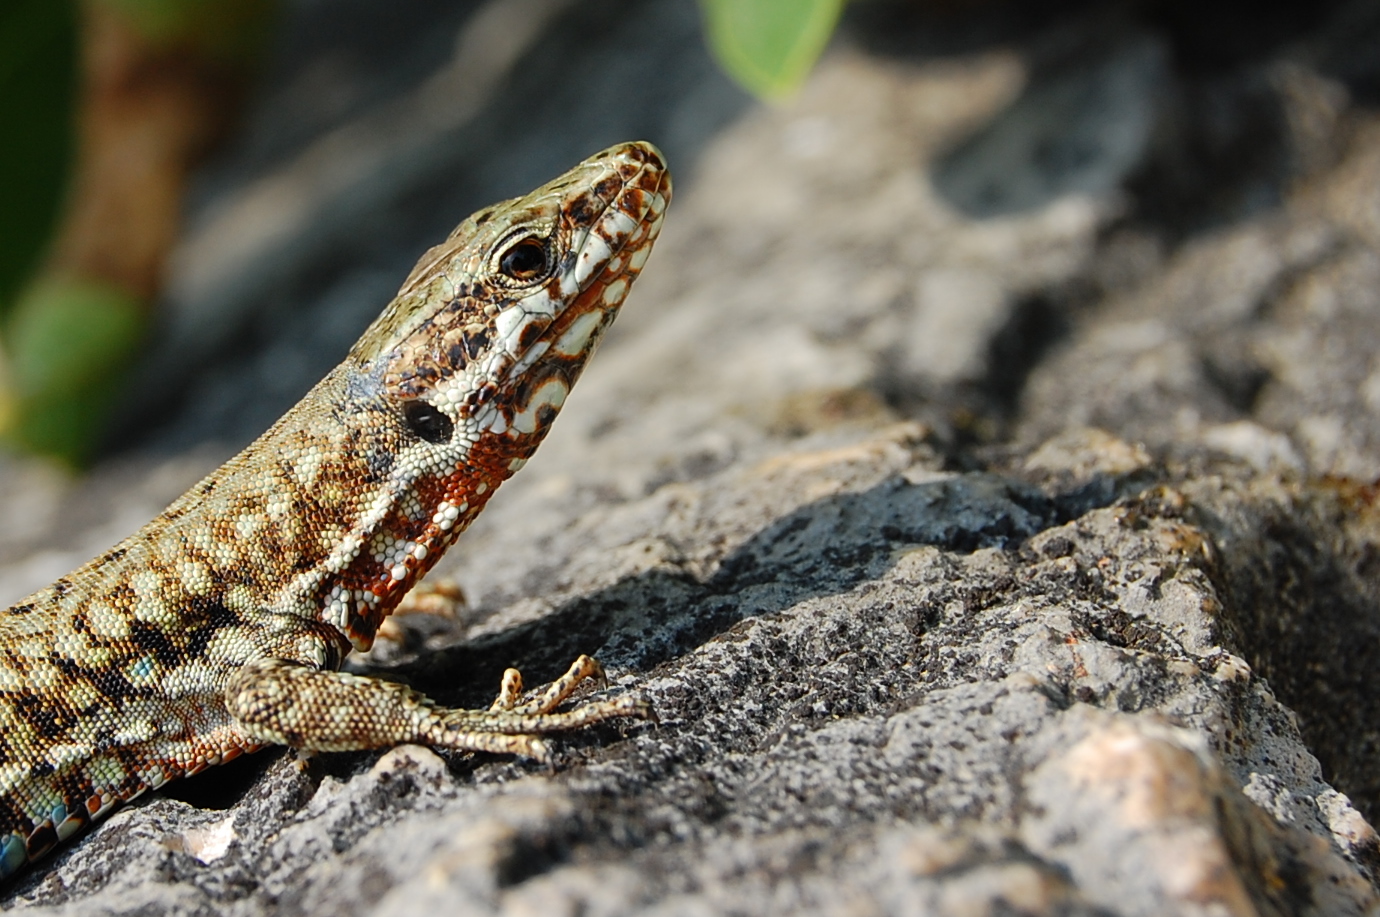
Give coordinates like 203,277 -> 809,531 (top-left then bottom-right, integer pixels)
5,0 -> 1380,913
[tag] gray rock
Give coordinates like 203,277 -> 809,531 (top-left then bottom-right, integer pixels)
6,0 -> 1380,913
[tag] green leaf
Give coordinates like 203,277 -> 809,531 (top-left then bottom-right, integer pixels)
700,0 -> 844,100
96,0 -> 276,64
4,279 -> 146,465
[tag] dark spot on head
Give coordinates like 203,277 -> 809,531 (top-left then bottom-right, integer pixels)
536,402 -> 560,430
463,325 -> 490,359
594,176 -> 621,201
566,198 -> 598,225
7,602 -> 33,615
52,580 -> 72,598
467,381 -> 497,408
517,319 -> 546,352
402,401 -> 454,444
446,340 -> 468,369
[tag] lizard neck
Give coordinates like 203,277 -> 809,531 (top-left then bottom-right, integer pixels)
165,364 -> 506,653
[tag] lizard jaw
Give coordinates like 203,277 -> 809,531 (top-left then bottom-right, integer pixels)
318,143 -> 670,651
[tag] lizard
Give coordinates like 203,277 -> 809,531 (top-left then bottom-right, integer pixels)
0,140 -> 670,880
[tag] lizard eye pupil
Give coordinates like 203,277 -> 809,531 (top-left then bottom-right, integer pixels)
499,238 -> 548,280
403,401 -> 454,443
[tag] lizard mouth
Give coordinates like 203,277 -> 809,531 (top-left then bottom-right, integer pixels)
501,143 -> 671,383
440,142 -> 668,446
475,146 -> 667,443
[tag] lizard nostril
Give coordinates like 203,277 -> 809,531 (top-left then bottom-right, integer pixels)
402,401 -> 454,444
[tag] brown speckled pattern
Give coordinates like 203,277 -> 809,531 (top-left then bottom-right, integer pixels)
0,142 -> 670,878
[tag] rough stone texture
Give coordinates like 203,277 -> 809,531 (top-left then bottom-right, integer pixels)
5,0 -> 1380,913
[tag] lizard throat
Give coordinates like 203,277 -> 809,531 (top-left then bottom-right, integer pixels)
318,145 -> 668,652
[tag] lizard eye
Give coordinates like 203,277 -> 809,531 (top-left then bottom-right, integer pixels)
403,401 -> 454,443
498,236 -> 549,281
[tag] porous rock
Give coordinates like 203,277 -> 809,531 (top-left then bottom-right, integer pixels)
6,0 -> 1380,913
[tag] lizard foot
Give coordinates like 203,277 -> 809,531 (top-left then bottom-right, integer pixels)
227,656 -> 652,763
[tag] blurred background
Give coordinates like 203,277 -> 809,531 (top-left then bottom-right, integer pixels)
0,0 -> 1378,596
1,0 -> 824,466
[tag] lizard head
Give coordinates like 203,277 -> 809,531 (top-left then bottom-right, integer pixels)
319,142 -> 670,649
357,140 -> 669,443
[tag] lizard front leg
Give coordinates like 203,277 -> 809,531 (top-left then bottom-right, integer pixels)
224,657 -> 652,762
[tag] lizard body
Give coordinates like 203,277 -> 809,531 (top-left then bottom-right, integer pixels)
0,142 -> 670,878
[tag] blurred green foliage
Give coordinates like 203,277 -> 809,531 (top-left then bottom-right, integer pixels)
0,0 -> 76,318
700,0 -> 845,100
0,0 -> 274,466
6,280 -> 144,463
103,0 -> 276,62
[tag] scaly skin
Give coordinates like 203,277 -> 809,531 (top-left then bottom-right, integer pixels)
0,142 -> 671,878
